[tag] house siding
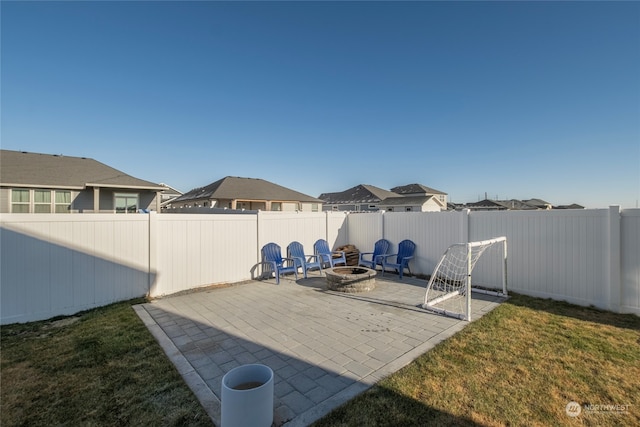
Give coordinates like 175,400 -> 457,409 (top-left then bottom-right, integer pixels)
0,188 -> 84,213
0,188 -> 9,213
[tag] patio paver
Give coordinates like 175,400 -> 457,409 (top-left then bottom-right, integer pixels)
135,272 -> 505,427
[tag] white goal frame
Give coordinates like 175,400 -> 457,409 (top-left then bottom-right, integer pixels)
422,236 -> 507,321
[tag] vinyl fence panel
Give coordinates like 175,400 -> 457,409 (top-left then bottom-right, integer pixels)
2,207 -> 639,324
383,211 -> 467,276
326,211 -> 349,249
152,213 -> 258,296
469,209 -> 611,310
621,209 -> 640,314
257,212 -> 327,256
345,212 -> 383,255
1,214 -> 150,324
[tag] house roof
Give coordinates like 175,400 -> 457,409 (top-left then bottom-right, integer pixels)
466,198 -> 550,210
379,195 -> 434,206
522,198 -> 552,209
0,150 -> 164,190
318,184 -> 400,204
173,176 -> 322,203
391,183 -> 447,196
554,203 -> 585,210
465,199 -> 511,209
159,183 -> 183,197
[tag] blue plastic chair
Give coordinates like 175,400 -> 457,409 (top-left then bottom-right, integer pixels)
313,239 -> 347,268
287,241 -> 322,278
382,239 -> 416,279
261,242 -> 298,285
358,239 -> 391,271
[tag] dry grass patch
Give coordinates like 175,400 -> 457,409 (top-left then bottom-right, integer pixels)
2,293 -> 638,427
1,299 -> 213,427
313,294 -> 640,427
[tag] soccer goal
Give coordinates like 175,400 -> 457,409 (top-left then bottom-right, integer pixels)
422,236 -> 507,321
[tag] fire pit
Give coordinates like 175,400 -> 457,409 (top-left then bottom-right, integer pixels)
325,266 -> 377,293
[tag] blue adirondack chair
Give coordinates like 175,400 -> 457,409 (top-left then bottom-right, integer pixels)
358,239 -> 391,271
382,239 -> 416,279
261,242 -> 298,285
287,241 -> 322,278
313,239 -> 347,268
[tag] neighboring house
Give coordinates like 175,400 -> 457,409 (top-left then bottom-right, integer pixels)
464,199 -> 516,211
319,183 -> 448,212
378,195 -> 443,212
318,184 -> 400,212
158,183 -> 183,210
0,149 -> 164,214
390,183 -> 448,207
384,183 -> 448,212
553,203 -> 585,210
522,198 -> 553,210
169,176 -> 322,212
464,198 -> 564,211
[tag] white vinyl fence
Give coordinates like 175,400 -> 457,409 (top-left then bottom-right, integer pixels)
1,207 -> 638,324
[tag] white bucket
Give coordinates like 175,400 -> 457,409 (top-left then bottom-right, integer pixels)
221,364 -> 274,427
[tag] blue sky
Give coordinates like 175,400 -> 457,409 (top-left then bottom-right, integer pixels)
2,1 -> 639,208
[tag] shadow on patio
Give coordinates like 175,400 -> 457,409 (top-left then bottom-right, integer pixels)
135,272 -> 504,426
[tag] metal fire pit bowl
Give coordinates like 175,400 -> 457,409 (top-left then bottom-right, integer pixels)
324,266 -> 377,293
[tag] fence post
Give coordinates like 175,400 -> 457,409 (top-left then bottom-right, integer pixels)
608,205 -> 622,313
148,211 -> 158,297
256,210 -> 263,266
325,211 -> 329,243
461,209 -> 470,243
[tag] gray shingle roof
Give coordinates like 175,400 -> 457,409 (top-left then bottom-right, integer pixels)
0,150 -> 164,190
173,176 -> 322,203
391,183 -> 447,195
318,184 -> 400,204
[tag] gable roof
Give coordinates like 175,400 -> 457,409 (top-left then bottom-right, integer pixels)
173,176 -> 322,203
465,199 -> 511,209
318,184 -> 399,204
0,150 -> 163,190
391,183 -> 447,196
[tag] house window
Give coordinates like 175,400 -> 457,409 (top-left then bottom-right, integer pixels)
332,206 -> 338,211
34,190 -> 52,213
311,203 -> 318,212
55,191 -> 71,213
271,202 -> 282,211
11,189 -> 30,213
115,193 -> 139,213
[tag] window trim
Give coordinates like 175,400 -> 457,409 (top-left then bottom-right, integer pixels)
11,189 -> 31,213
34,189 -> 52,213
114,193 -> 139,214
54,190 -> 71,213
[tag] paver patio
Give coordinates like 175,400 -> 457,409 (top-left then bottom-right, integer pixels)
134,271 -> 505,427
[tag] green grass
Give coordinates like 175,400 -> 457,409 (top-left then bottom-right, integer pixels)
1,299 -> 213,427
312,294 -> 640,427
2,294 -> 639,427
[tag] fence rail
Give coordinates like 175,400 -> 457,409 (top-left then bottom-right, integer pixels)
1,207 -> 638,324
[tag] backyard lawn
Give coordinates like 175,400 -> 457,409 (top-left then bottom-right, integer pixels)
2,294 -> 639,426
